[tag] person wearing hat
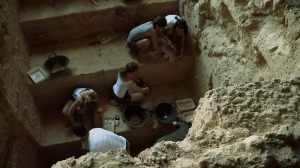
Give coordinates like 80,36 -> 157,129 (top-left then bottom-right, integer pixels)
163,15 -> 188,59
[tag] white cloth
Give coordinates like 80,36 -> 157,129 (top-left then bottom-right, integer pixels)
88,128 -> 126,153
113,73 -> 130,98
72,88 -> 94,103
165,14 -> 181,29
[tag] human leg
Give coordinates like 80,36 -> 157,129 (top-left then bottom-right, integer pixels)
136,39 -> 150,54
129,92 -> 144,102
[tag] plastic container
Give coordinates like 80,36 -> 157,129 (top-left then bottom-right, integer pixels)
176,98 -> 196,112
154,103 -> 178,124
103,116 -> 115,132
27,66 -> 49,84
123,105 -> 148,128
182,111 -> 194,122
114,115 -> 120,126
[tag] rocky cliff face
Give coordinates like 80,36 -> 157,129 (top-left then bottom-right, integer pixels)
182,0 -> 300,100
52,0 -> 300,167
0,0 -> 43,167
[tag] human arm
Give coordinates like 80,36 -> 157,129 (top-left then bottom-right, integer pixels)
146,29 -> 164,55
67,99 -> 81,124
158,31 -> 176,51
175,32 -> 185,60
131,76 -> 146,87
127,81 -> 149,94
179,36 -> 184,58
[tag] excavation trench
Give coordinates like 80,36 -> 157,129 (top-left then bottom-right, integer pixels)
1,0 -> 300,167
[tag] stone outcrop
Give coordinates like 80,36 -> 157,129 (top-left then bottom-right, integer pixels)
182,0 -> 300,100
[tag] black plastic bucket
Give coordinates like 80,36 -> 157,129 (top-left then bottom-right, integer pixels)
154,103 -> 178,124
44,53 -> 69,74
123,105 -> 148,128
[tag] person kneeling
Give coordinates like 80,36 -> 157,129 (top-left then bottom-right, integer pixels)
112,62 -> 149,104
73,122 -> 130,154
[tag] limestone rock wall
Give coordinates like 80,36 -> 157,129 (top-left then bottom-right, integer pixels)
0,0 -> 42,141
0,93 -> 43,167
180,0 -> 300,100
0,0 -> 43,167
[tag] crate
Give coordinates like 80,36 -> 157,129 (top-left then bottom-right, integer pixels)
176,98 -> 196,112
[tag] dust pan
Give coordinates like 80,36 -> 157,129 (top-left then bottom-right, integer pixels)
176,98 -> 196,112
27,66 -> 49,84
103,116 -> 115,132
97,31 -> 117,44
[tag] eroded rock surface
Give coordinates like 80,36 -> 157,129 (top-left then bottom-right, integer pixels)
183,0 -> 300,99
52,78 -> 300,168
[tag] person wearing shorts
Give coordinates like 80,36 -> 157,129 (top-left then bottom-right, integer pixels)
112,62 -> 149,104
127,16 -> 167,57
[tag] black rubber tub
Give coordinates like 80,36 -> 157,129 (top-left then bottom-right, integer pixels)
123,105 -> 148,128
44,53 -> 69,74
154,103 -> 178,124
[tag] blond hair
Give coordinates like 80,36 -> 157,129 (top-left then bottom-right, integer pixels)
83,92 -> 98,112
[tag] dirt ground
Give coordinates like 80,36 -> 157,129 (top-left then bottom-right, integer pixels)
52,0 -> 300,167
2,0 -> 300,167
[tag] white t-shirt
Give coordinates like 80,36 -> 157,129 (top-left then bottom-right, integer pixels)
165,14 -> 181,29
113,73 -> 131,98
72,88 -> 94,103
88,128 -> 126,153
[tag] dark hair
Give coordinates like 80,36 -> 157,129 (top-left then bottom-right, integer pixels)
173,19 -> 188,35
120,62 -> 138,78
152,16 -> 167,28
72,122 -> 88,137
